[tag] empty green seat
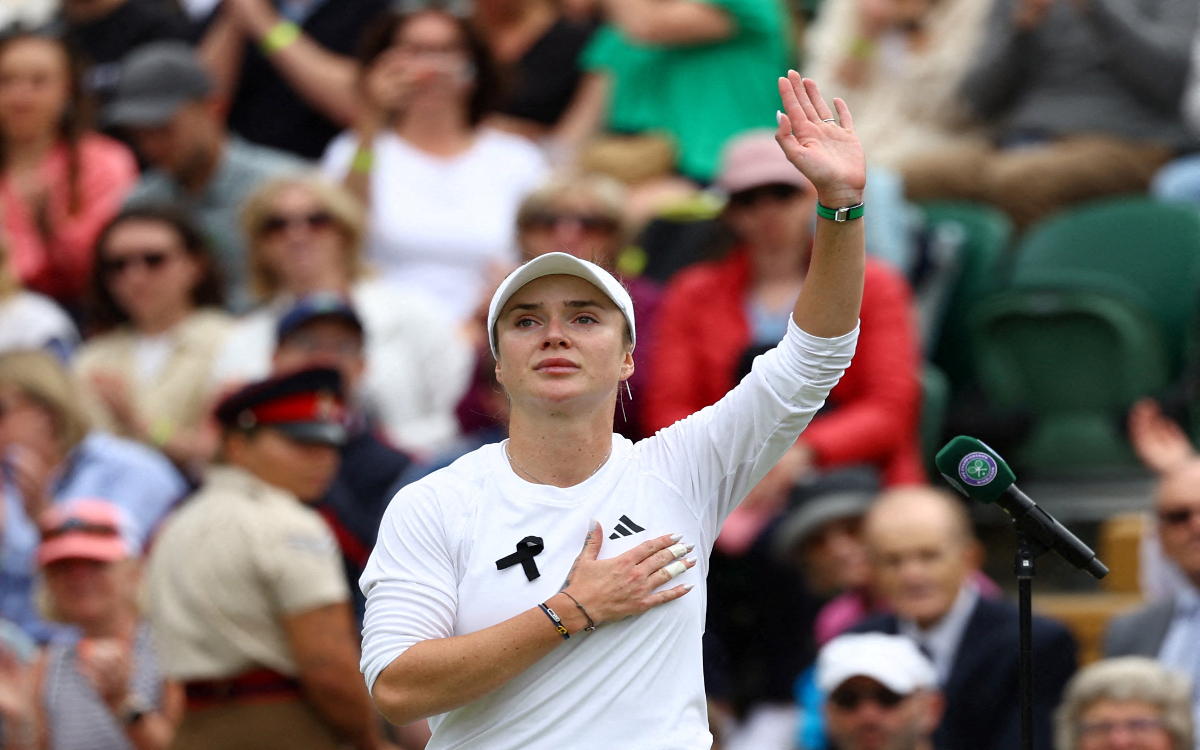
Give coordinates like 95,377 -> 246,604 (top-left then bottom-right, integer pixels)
972,289 -> 1171,470
1011,197 -> 1200,373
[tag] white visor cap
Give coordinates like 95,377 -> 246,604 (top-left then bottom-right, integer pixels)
487,252 -> 636,358
816,633 -> 937,695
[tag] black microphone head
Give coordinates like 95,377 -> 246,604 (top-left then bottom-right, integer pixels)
934,436 -> 1017,504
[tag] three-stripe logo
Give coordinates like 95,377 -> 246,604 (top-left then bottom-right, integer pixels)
608,515 -> 646,540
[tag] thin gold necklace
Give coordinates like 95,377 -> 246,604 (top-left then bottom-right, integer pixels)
505,441 -> 613,486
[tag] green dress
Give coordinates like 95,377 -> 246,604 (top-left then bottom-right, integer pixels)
582,0 -> 794,182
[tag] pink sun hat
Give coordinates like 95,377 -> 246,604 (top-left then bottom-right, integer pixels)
36,499 -> 138,567
715,129 -> 815,196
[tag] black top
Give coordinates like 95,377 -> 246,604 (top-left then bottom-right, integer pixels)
226,0 -> 389,159
496,18 -> 594,127
65,0 -> 192,102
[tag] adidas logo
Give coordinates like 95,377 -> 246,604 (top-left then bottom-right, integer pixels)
608,515 -> 646,540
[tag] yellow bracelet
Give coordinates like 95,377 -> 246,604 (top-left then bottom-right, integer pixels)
350,146 -> 374,174
261,20 -> 301,56
148,418 -> 176,448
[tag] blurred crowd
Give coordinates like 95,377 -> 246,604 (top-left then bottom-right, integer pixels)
0,0 -> 1194,746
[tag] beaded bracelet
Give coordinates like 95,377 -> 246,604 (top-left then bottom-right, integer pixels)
539,603 -> 569,639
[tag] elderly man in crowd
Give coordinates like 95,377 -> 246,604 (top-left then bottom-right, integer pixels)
852,486 -> 1077,750
818,632 -> 944,750
1106,458 -> 1200,735
144,367 -> 391,750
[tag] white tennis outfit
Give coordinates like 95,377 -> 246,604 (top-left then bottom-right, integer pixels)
360,318 -> 859,750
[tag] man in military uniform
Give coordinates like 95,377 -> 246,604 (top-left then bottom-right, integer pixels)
144,367 -> 391,750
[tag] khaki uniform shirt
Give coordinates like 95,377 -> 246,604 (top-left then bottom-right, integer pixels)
144,465 -> 348,681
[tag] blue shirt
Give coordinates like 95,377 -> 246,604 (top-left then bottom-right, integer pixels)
1,432 -> 187,641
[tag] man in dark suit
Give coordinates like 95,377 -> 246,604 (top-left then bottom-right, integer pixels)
1106,460 -> 1200,689
851,487 -> 1077,750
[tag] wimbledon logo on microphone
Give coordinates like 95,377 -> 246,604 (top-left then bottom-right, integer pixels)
958,452 -> 998,487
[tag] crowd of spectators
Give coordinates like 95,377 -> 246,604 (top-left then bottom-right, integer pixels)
0,0 -> 1193,746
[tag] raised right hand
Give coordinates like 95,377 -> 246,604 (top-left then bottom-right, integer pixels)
560,523 -> 696,626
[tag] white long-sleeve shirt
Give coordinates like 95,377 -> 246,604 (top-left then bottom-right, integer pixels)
360,318 -> 858,750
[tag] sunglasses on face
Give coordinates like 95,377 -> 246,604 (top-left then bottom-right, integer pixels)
101,250 -> 174,276
829,685 -> 907,711
1159,507 -> 1200,527
521,212 -> 620,234
259,211 -> 336,238
727,183 -> 805,209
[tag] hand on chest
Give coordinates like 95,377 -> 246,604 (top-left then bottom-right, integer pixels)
454,486 -> 701,635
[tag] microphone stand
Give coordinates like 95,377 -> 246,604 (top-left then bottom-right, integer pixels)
1015,530 -> 1048,750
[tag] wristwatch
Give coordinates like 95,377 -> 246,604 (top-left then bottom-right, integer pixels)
815,202 -> 865,222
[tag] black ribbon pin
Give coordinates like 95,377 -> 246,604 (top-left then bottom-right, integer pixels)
495,536 -> 545,581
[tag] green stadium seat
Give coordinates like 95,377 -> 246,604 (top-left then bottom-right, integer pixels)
923,201 -> 1014,395
1010,197 -> 1200,373
972,289 -> 1171,470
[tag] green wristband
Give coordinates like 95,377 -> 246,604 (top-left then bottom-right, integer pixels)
350,146 -> 374,174
816,202 -> 865,222
261,20 -> 301,56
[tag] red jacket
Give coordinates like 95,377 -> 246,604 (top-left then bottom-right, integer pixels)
644,249 -> 925,486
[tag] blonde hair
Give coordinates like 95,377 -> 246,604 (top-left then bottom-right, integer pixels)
516,173 -> 628,265
241,173 -> 367,302
1055,657 -> 1194,750
0,350 -> 90,451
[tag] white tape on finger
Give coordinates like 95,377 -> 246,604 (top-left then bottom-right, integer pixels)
668,544 -> 688,559
664,560 -> 687,579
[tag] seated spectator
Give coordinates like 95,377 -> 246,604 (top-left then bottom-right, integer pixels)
144,368 -> 391,750
0,350 -> 187,640
31,499 -> 183,749
646,131 -> 923,553
0,239 -> 78,360
1055,657 -> 1193,750
210,175 -> 472,454
899,0 -> 1198,229
323,6 -> 547,323
852,486 -> 1077,750
199,0 -> 389,159
59,0 -> 191,104
478,0 -> 596,144
513,174 -> 657,438
817,633 -> 944,750
1106,458 -> 1200,731
269,294 -> 412,626
74,208 -> 230,474
0,31 -> 138,308
803,0 -> 991,171
109,42 -> 308,310
575,0 -> 791,184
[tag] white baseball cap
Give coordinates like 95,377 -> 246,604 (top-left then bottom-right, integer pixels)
816,633 -> 937,695
486,252 -> 636,358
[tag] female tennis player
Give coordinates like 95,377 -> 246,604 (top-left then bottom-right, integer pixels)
360,73 -> 865,750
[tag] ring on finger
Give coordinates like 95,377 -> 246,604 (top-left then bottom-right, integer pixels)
822,118 -> 837,124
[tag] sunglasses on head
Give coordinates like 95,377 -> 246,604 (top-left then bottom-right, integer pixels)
829,685 -> 907,711
41,517 -> 120,542
1159,507 -> 1200,527
728,183 -> 805,209
260,211 -> 335,237
522,212 -> 620,233
102,250 -> 173,276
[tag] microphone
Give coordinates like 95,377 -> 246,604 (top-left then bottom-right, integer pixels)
934,436 -> 1109,580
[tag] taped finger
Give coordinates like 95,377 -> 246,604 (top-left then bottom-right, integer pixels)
663,560 -> 687,579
